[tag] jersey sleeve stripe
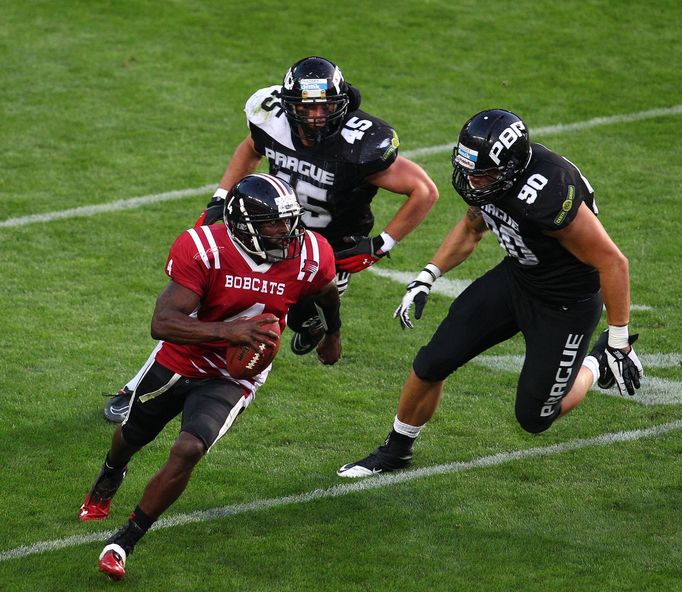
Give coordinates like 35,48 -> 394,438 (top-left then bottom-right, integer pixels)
303,231 -> 321,283
187,228 -> 211,269
297,237 -> 309,280
200,226 -> 221,269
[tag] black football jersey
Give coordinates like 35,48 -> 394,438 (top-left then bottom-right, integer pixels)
479,143 -> 600,303
243,85 -> 400,249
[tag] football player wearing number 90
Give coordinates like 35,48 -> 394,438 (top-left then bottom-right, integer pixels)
338,109 -> 644,478
104,56 -> 438,424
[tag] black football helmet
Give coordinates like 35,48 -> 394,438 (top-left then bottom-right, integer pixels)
451,109 -> 532,206
224,174 -> 304,262
281,56 -> 350,143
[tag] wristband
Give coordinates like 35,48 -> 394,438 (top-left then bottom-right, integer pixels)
213,187 -> 228,201
379,231 -> 397,253
608,324 -> 629,349
424,263 -> 441,280
314,302 -> 341,335
414,263 -> 441,286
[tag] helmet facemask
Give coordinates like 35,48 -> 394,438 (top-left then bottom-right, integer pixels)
281,57 -> 350,144
451,151 -> 527,206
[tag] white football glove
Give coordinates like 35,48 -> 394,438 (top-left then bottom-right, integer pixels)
605,329 -> 644,396
393,264 -> 441,329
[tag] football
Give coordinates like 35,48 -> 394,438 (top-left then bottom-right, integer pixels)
225,314 -> 281,379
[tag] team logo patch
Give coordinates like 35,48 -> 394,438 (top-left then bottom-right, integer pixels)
382,130 -> 400,161
455,143 -> 478,170
302,259 -> 319,274
554,185 -> 576,225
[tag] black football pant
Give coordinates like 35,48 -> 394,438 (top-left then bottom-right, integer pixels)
122,362 -> 247,450
413,260 -> 603,433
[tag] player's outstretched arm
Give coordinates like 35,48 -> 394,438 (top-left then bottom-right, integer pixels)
217,135 -> 264,191
334,157 -> 438,273
548,202 -> 643,395
366,156 -> 438,243
548,203 -> 630,327
430,206 -> 488,273
394,207 -> 487,329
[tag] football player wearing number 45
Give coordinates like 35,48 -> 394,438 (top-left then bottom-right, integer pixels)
80,175 -> 341,580
104,55 -> 437,424
338,109 -> 644,478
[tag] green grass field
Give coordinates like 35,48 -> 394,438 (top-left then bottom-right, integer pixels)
1,1 -> 681,590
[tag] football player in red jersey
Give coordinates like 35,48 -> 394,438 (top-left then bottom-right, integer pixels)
81,174 -> 341,581
104,56 -> 438,423
338,109 -> 643,478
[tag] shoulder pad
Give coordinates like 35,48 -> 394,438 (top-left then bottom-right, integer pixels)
244,85 -> 283,126
519,150 -> 587,229
342,110 -> 400,166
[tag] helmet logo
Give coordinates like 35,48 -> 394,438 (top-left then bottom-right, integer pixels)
274,193 -> 300,214
489,121 -> 526,165
283,69 -> 295,90
331,66 -> 343,93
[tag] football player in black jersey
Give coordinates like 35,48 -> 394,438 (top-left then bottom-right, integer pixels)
338,109 -> 643,478
104,56 -> 438,423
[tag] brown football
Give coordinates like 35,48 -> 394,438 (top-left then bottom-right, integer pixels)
225,314 -> 281,379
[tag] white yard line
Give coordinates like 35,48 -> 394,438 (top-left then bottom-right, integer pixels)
2,419 -> 681,563
1,105 -> 681,229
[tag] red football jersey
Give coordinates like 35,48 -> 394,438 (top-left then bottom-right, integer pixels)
155,224 -> 335,388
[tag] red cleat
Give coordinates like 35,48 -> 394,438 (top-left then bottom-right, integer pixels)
98,544 -> 126,581
79,462 -> 127,521
79,495 -> 112,521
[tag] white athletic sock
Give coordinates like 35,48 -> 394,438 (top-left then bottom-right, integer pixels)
582,355 -> 600,387
393,415 -> 423,439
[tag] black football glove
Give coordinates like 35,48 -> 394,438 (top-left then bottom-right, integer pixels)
335,235 -> 389,273
202,195 -> 226,226
605,337 -> 644,396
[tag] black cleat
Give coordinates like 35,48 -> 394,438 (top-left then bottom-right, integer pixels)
104,387 -> 132,423
337,445 -> 412,478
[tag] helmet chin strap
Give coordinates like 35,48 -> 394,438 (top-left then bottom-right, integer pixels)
294,123 -> 326,145
264,248 -> 286,262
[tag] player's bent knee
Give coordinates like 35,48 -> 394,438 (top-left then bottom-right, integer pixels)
120,424 -> 157,449
515,407 -> 557,434
413,351 -> 455,383
170,433 -> 206,467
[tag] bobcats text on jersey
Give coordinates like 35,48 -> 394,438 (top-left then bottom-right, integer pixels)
224,274 -> 285,295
